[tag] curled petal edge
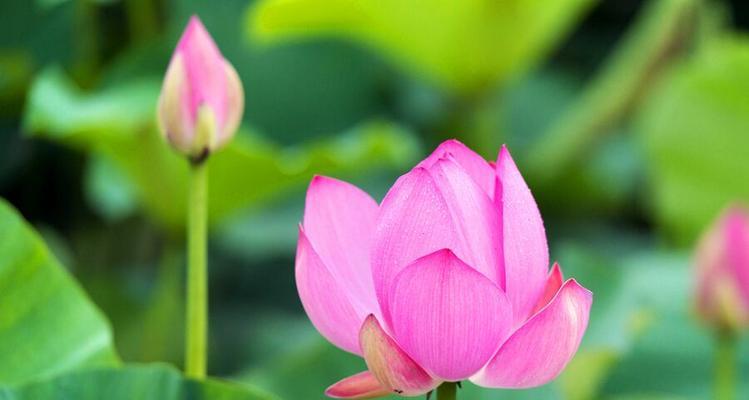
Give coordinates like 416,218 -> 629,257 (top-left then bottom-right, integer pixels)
471,278 -> 592,389
325,371 -> 392,399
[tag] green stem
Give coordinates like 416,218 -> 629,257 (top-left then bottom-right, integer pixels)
185,161 -> 208,377
526,0 -> 700,185
715,331 -> 737,400
436,382 -> 458,400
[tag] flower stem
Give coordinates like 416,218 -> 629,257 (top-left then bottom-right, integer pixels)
185,161 -> 208,378
436,382 -> 458,400
715,330 -> 737,400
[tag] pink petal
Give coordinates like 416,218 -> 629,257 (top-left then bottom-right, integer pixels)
372,159 -> 503,325
388,249 -> 512,381
359,315 -> 439,396
216,60 -> 244,145
303,176 -> 380,318
158,53 -> 193,150
530,262 -> 564,317
176,16 -> 228,127
296,228 -> 362,355
417,139 -> 495,196
697,206 -> 749,326
496,145 -> 549,324
725,206 -> 749,307
325,371 -> 391,399
695,212 -> 734,323
472,279 -> 592,388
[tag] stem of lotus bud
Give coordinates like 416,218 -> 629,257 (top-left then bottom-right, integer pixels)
714,329 -> 737,400
185,161 -> 209,377
436,382 -> 458,400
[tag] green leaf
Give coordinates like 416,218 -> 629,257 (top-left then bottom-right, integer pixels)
84,154 -> 139,221
23,68 -> 159,140
0,200 -> 277,398
636,35 -> 749,244
0,198 -> 119,386
23,68 -> 420,230
0,364 -> 276,400
247,0 -> 594,93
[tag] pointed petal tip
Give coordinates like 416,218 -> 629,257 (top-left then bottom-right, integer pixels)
441,138 -> 464,145
180,14 -> 211,44
305,175 -> 374,205
429,247 -> 457,259
540,278 -> 592,314
175,14 -> 225,68
418,140 -> 494,196
307,175 -> 347,199
550,262 -> 562,274
495,139 -> 549,323
549,263 -> 564,282
529,262 -> 566,317
310,173 -> 326,183
498,143 -> 510,158
325,371 -> 391,399
431,138 -> 467,152
308,174 -> 330,189
188,14 -> 203,27
435,138 -> 470,155
565,278 -> 593,299
472,276 -> 592,389
497,145 -> 519,170
362,313 -> 376,325
308,175 -> 365,191
497,145 -> 518,170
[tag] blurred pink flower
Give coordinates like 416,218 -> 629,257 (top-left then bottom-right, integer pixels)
296,140 -> 593,398
157,15 -> 244,161
695,205 -> 749,331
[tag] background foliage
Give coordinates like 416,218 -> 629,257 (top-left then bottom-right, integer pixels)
1,0 -> 749,399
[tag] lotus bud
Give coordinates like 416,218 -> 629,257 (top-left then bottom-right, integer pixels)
695,205 -> 749,332
157,16 -> 244,162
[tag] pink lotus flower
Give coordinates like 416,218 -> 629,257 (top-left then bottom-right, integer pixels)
695,205 -> 749,331
296,140 -> 593,398
157,16 -> 244,161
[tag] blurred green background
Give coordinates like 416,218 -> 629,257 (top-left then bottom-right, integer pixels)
1,0 -> 749,399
